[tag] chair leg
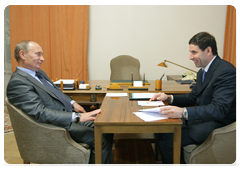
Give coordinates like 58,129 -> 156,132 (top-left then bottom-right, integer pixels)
23,160 -> 30,164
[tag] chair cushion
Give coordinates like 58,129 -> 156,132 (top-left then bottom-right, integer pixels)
183,144 -> 199,153
183,144 -> 199,164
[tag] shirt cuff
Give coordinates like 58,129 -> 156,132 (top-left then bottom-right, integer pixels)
169,95 -> 174,104
71,112 -> 76,122
70,100 -> 76,105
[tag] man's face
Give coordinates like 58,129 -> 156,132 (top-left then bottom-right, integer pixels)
189,44 -> 210,68
22,42 -> 44,71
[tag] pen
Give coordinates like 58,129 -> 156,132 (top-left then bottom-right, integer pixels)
143,73 -> 145,86
160,73 -> 165,80
131,72 -> 133,86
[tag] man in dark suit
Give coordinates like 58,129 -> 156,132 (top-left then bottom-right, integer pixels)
150,32 -> 236,163
7,40 -> 113,164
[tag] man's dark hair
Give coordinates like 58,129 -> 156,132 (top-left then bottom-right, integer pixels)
189,32 -> 218,56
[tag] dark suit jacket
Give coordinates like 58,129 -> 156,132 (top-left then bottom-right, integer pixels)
173,56 -> 236,143
7,68 -> 73,129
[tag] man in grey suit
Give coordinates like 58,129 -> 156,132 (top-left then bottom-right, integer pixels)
150,32 -> 236,163
7,40 -> 113,164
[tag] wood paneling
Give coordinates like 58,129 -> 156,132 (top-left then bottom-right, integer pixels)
9,5 -> 88,80
223,5 -> 236,67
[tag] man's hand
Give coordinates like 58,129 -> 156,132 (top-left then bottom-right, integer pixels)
80,109 -> 101,122
73,102 -> 86,113
149,93 -> 168,101
159,106 -> 184,119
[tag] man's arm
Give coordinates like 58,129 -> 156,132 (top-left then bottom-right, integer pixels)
7,77 -> 72,129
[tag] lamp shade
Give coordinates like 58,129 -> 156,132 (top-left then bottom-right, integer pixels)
157,60 -> 197,73
158,61 -> 167,67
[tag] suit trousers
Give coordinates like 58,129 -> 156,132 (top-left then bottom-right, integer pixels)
155,125 -> 198,164
68,120 -> 113,164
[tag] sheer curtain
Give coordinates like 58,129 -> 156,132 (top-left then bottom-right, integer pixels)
9,5 -> 89,80
223,5 -> 236,67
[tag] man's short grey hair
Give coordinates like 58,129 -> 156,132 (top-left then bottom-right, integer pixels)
14,40 -> 34,62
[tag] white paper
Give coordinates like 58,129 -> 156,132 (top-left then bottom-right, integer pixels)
54,79 -> 75,85
133,106 -> 171,121
131,93 -> 156,99
133,112 -> 167,122
138,106 -> 171,112
138,101 -> 164,106
133,81 -> 143,87
79,84 -> 89,89
106,93 -> 128,97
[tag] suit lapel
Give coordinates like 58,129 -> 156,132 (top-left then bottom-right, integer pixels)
15,68 -> 59,100
196,56 -> 220,95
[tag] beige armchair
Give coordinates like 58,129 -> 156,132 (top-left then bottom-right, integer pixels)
5,97 -> 91,164
183,122 -> 236,164
110,55 -> 141,80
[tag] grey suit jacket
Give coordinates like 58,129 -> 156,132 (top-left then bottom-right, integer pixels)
7,68 -> 73,129
173,56 -> 236,143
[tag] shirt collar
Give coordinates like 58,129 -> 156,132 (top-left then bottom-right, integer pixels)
17,66 -> 37,78
202,55 -> 217,72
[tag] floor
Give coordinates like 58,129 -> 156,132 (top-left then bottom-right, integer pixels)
4,133 -> 161,164
4,133 -> 23,164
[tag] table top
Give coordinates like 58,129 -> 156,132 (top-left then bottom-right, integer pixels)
95,96 -> 182,126
63,80 -> 191,94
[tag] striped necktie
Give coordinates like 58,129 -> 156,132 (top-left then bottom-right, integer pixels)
35,72 -> 72,112
202,69 -> 206,82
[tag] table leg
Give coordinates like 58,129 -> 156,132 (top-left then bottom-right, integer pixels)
95,126 -> 102,164
173,126 -> 182,164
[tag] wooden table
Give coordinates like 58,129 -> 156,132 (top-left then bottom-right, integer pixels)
63,80 -> 191,105
94,96 -> 182,164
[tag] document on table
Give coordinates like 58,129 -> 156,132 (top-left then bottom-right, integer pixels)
129,93 -> 156,100
106,93 -> 128,97
138,101 -> 164,106
133,107 -> 169,122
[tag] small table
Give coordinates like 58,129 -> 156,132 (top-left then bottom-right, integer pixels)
94,96 -> 182,164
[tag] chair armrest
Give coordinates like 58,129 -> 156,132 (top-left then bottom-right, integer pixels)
188,122 -> 236,164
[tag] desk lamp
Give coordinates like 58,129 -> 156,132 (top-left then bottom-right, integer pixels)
158,60 -> 197,73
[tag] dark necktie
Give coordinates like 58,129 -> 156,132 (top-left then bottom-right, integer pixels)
202,70 -> 206,82
35,72 -> 72,112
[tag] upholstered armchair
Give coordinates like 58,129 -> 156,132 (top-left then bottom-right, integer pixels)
183,122 -> 236,164
110,55 -> 141,80
5,97 -> 91,164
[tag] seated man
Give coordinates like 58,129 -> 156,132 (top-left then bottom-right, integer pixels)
7,40 -> 113,164
150,32 -> 236,164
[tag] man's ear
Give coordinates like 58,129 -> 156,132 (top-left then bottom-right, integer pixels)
19,50 -> 25,59
206,46 -> 212,55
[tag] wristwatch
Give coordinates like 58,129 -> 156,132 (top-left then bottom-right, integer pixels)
182,107 -> 188,120
75,112 -> 81,123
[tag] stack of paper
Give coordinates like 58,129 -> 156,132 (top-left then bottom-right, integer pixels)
133,107 -> 169,122
53,79 -> 75,90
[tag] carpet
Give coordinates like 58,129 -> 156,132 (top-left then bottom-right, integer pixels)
4,108 -> 13,133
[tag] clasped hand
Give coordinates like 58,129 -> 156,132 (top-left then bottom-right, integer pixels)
149,93 -> 184,119
73,102 -> 101,122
